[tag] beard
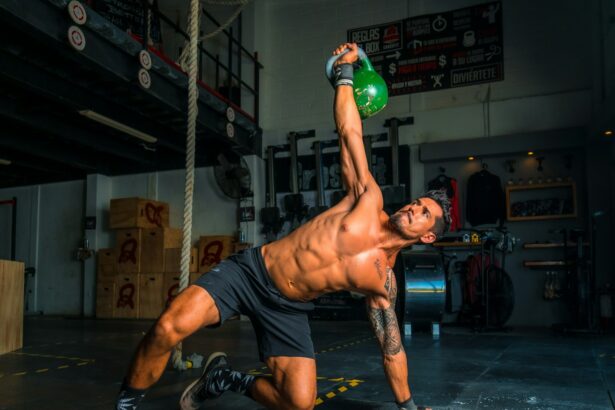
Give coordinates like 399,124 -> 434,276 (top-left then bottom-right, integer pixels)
388,213 -> 414,240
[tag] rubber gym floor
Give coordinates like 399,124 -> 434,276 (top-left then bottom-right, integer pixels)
0,317 -> 614,409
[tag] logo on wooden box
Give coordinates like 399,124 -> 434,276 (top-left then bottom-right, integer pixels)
198,236 -> 235,273
116,229 -> 142,274
110,197 -> 169,229
114,275 -> 139,318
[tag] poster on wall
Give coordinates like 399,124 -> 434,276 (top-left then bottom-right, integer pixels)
347,1 -> 503,95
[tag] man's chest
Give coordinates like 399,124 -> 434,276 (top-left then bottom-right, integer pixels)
343,252 -> 391,296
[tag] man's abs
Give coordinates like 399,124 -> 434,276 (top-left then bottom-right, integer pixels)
261,209 -> 383,301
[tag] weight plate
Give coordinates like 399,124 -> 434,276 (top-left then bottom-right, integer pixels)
226,122 -> 235,138
68,0 -> 87,25
138,68 -> 151,89
139,50 -> 152,70
226,106 -> 235,122
68,26 -> 86,51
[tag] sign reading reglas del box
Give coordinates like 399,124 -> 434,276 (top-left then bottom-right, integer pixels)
347,2 -> 503,95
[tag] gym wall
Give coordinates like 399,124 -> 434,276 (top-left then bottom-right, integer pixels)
253,0 -> 595,148
424,149 -> 587,327
0,181 -> 84,315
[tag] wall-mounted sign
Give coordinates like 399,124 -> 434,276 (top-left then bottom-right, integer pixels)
347,2 -> 503,95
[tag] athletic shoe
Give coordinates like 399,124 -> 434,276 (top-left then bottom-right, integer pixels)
179,352 -> 229,410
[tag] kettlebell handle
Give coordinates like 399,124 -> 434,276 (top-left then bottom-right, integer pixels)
325,47 -> 368,84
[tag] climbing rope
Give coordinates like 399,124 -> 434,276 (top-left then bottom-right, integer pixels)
200,2 -> 246,40
171,0 -> 200,371
177,0 -> 250,70
171,0 -> 249,371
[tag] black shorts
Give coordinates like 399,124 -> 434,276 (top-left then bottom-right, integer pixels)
193,246 -> 315,361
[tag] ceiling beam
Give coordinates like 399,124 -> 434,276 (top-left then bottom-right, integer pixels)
0,49 -> 186,155
0,147 -> 79,176
0,96 -> 162,166
0,168 -> 83,189
0,131 -> 107,173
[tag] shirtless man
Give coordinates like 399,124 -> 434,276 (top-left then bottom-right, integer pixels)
115,43 -> 450,410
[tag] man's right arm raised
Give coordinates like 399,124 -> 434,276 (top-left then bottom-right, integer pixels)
332,43 -> 381,205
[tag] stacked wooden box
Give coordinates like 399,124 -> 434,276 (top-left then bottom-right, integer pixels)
96,198 -> 195,319
196,235 -> 236,273
96,197 -> 240,319
1,260 -> 25,355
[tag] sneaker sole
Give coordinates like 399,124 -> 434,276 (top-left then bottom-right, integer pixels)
179,352 -> 227,410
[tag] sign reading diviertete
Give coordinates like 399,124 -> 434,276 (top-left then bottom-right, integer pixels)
347,2 -> 503,95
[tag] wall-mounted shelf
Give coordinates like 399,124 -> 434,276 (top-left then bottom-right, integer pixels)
506,182 -> 577,221
432,241 -> 483,249
523,260 -> 572,269
523,242 -> 589,249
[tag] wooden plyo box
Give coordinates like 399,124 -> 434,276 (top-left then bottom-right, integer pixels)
0,260 -> 24,355
138,273 -> 164,319
97,248 -> 117,277
110,197 -> 169,229
116,229 -> 142,274
198,235 -> 235,273
96,280 -> 115,319
164,248 -> 198,273
114,274 -> 139,319
140,228 -> 182,273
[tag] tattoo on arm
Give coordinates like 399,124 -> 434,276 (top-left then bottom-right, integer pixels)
375,259 -> 384,281
367,267 -> 402,356
385,266 -> 397,306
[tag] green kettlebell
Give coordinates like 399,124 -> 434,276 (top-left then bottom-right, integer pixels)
326,47 -> 388,119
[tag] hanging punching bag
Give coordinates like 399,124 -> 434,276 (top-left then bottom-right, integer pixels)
325,47 -> 388,119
